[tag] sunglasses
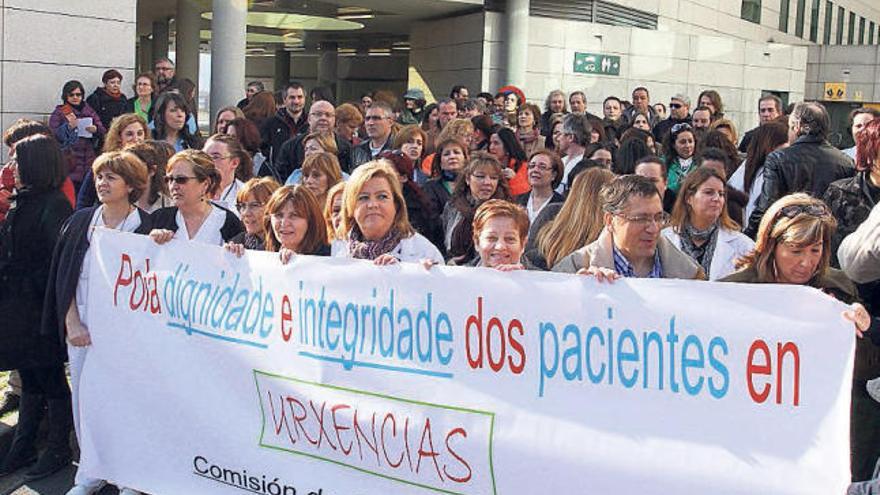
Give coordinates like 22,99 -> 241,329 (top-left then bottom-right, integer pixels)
778,204 -> 829,219
164,175 -> 199,185
669,103 -> 682,109
671,123 -> 693,133
68,92 -> 83,98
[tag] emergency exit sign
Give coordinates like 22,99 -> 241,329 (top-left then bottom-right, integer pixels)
573,52 -> 621,76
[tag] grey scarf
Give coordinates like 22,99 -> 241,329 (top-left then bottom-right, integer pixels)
679,222 -> 719,277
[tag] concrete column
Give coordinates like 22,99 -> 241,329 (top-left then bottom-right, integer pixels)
151,18 -> 170,62
176,0 -> 202,112
505,0 -> 529,88
139,35 -> 153,74
210,0 -> 247,127
274,49 -> 291,91
317,42 -> 338,96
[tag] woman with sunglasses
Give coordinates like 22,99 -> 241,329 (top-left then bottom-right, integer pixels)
48,80 -> 107,193
721,193 -> 879,482
148,150 -> 243,246
663,123 -> 696,194
45,151 -> 151,494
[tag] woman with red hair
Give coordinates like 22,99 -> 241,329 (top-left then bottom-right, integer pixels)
825,117 -> 880,266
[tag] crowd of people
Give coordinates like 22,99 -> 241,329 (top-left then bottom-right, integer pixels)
2,56 -> 880,493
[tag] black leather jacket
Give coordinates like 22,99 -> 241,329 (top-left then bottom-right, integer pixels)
744,134 -> 854,237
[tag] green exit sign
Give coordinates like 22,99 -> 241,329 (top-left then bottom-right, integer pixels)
573,52 -> 621,76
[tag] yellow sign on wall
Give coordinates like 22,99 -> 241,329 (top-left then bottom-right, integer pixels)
824,82 -> 847,101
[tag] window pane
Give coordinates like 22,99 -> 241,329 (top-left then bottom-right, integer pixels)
795,0 -> 806,37
779,0 -> 790,31
858,16 -> 865,45
823,1 -> 832,44
741,0 -> 762,23
848,11 -> 855,44
810,0 -> 820,42
870,21 -> 875,45
836,7 -> 844,44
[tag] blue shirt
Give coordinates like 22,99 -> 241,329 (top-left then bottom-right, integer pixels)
612,244 -> 663,278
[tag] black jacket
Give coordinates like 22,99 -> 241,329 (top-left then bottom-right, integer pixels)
86,87 -> 129,130
43,206 -> 153,345
260,108 -> 308,168
422,178 -> 452,221
745,134 -> 855,237
276,132 -> 354,180
652,115 -> 692,145
738,126 -> 758,153
350,136 -> 394,170
149,205 -> 244,242
0,189 -> 72,370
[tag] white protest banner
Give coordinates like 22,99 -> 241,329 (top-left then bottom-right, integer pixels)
77,229 -> 854,494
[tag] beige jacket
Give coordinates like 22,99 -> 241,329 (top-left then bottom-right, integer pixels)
551,228 -> 706,280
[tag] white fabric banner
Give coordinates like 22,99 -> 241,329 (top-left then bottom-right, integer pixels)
78,229 -> 855,494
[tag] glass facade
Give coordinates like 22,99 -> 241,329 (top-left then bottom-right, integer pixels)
795,0 -> 806,37
741,0 -> 761,23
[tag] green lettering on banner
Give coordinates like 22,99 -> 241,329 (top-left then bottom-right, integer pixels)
573,52 -> 621,76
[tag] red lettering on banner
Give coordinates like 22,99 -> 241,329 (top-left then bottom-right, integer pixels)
747,339 -> 800,407
465,296 -> 527,375
281,295 -> 293,342
263,389 -> 475,486
747,339 -> 772,404
113,253 -> 161,314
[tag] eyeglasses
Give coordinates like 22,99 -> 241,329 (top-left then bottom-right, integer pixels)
614,211 -> 670,227
670,123 -> 692,133
236,201 -> 264,212
165,175 -> 199,185
310,111 -> 334,119
669,103 -> 682,109
778,204 -> 830,219
68,92 -> 83,98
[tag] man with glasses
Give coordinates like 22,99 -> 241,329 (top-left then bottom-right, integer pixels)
745,101 -> 854,237
556,113 -> 591,193
275,100 -> 353,182
653,93 -> 692,144
351,101 -> 395,169
552,174 -> 705,280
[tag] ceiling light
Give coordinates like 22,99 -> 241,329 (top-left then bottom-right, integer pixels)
200,30 -> 302,44
202,12 -> 363,31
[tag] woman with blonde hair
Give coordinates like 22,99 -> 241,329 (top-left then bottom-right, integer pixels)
527,167 -> 615,270
333,160 -> 443,264
301,152 -> 343,208
77,113 -> 150,208
662,167 -> 754,280
709,118 -> 738,147
323,182 -> 346,243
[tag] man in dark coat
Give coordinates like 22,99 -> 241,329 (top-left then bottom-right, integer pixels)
350,101 -> 395,169
275,100 -> 353,180
260,82 -> 308,172
745,101 -> 855,237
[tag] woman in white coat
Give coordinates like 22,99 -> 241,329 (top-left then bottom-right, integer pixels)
332,160 -> 443,265
662,167 -> 754,280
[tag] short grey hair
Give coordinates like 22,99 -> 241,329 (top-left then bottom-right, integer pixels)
671,93 -> 691,108
790,101 -> 829,139
562,113 -> 592,146
368,100 -> 394,119
601,174 -> 661,214
247,81 -> 265,91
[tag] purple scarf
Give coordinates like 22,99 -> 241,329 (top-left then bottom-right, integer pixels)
348,226 -> 403,260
